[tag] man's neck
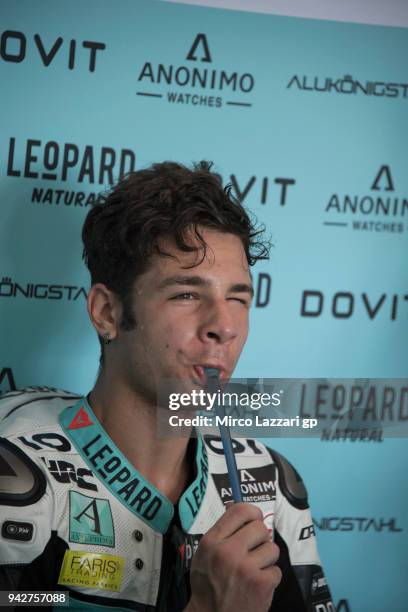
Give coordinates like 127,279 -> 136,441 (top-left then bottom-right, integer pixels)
88,370 -> 192,505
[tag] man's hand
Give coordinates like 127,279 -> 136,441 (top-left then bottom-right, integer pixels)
185,503 -> 282,612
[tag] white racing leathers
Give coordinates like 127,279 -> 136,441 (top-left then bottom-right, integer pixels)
0,388 -> 333,611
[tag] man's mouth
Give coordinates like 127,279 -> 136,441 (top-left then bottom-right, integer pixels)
193,364 -> 227,385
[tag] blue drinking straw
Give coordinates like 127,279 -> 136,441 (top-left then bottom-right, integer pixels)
204,367 -> 243,503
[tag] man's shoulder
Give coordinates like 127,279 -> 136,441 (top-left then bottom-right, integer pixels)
0,387 -> 85,538
0,386 -> 82,437
0,387 -> 81,508
264,446 -> 309,510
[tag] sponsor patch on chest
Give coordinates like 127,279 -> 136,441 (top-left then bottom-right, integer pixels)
58,550 -> 124,591
69,491 -> 115,547
212,465 -> 277,505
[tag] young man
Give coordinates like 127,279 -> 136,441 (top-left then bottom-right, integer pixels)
0,162 -> 333,611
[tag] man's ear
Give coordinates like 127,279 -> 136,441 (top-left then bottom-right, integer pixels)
87,283 -> 122,341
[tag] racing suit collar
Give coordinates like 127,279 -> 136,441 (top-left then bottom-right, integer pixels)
59,398 -> 209,534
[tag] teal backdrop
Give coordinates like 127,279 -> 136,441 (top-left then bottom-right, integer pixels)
1,1 -> 407,610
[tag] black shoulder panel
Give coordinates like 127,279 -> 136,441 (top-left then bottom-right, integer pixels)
267,448 -> 309,510
0,438 -> 46,506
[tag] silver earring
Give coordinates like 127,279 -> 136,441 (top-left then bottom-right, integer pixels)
103,332 -> 111,345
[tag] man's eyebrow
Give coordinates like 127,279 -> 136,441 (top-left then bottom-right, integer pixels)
230,283 -> 254,298
156,275 -> 254,297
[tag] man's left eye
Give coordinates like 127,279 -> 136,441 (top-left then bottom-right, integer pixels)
228,297 -> 248,305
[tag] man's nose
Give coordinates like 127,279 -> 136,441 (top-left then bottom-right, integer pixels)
198,301 -> 238,344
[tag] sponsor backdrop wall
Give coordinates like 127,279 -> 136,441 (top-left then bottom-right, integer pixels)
1,0 -> 407,610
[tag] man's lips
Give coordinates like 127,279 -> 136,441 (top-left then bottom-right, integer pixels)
193,365 -> 228,384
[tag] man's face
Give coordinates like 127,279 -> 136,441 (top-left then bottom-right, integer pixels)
115,228 -> 253,401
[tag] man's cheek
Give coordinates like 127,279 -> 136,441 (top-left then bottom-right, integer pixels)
235,329 -> 249,360
237,313 -> 249,340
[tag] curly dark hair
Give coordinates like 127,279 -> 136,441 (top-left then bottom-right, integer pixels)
82,160 -> 270,360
